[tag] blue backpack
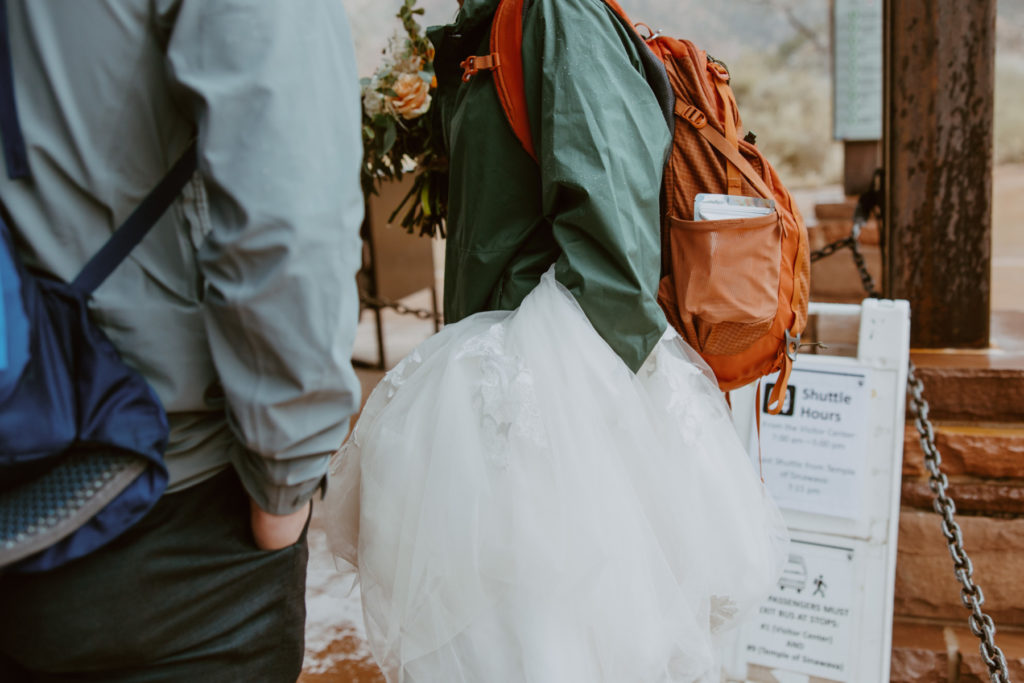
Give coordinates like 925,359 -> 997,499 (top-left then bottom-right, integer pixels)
0,2 -> 197,572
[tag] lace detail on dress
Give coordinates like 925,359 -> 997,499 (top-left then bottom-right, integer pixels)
709,594 -> 739,633
456,323 -> 548,468
346,349 -> 425,451
384,348 -> 424,399
644,346 -> 726,445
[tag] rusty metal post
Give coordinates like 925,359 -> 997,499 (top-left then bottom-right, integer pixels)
883,0 -> 995,348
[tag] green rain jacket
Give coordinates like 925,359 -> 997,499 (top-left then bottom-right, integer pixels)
429,0 -> 672,372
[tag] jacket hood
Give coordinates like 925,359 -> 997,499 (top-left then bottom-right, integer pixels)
429,0 -> 500,40
456,0 -> 501,25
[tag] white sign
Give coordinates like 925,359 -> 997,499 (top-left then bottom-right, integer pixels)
833,0 -> 883,140
756,364 -> 871,520
740,537 -> 857,681
724,300 -> 911,683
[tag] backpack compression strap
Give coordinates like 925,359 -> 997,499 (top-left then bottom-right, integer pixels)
674,102 -> 773,199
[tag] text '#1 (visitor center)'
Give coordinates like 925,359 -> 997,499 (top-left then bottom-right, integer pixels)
725,299 -> 910,682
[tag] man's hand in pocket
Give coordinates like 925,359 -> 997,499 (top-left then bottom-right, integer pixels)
249,499 -> 311,551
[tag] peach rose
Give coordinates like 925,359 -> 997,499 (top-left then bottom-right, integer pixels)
389,73 -> 431,120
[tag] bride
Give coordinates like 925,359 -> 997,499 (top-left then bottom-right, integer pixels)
325,0 -> 787,680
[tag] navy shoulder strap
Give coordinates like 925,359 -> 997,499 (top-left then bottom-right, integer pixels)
0,0 -> 28,180
0,0 -> 198,295
70,142 -> 197,294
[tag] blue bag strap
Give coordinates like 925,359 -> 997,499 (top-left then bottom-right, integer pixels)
71,141 -> 198,294
0,0 -> 29,180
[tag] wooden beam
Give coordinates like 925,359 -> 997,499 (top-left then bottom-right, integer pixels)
883,0 -> 995,348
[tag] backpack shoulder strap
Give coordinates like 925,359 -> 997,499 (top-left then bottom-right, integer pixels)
489,0 -> 535,161
481,0 -> 672,164
0,0 -> 30,180
71,141 -> 198,294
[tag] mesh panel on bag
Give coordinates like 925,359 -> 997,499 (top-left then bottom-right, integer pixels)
0,451 -> 134,551
698,317 -> 774,356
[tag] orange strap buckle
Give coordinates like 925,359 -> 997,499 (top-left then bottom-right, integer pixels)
707,56 -> 731,83
679,104 -> 707,129
460,54 -> 501,82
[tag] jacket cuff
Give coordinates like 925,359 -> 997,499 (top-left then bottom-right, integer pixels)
231,451 -> 330,515
625,319 -> 670,374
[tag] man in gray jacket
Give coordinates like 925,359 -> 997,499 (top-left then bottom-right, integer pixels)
0,1 -> 363,680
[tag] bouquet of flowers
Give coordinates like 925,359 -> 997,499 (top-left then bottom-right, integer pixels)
361,0 -> 447,238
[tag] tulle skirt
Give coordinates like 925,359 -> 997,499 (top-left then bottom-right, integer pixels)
325,270 -> 788,682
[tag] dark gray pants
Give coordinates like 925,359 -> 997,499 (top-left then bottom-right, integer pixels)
0,468 -> 309,682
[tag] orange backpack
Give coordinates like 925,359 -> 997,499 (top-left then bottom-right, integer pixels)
460,0 -> 810,414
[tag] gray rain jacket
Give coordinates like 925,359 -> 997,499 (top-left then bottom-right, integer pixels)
0,1 -> 364,514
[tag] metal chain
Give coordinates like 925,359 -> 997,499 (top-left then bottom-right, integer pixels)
810,184 -> 1011,681
809,190 -> 880,299
809,234 -> 857,263
908,366 -> 1011,682
360,292 -> 443,322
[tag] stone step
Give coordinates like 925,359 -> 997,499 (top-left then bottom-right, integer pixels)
903,423 -> 1024,480
812,201 -> 881,245
891,619 -> 1024,682
809,201 -> 882,304
902,421 -> 1024,515
894,511 -> 1024,627
908,312 -> 1024,422
911,361 -> 1024,423
902,479 -> 1024,516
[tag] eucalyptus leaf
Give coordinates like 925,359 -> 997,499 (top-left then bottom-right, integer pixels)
382,120 -> 398,155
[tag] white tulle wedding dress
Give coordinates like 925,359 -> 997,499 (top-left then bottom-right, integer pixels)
325,269 -> 788,683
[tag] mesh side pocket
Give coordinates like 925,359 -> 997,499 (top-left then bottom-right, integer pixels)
698,317 -> 774,355
663,210 -> 782,356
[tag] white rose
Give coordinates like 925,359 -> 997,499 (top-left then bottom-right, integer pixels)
363,88 -> 387,117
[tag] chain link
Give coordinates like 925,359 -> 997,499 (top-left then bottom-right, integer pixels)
908,365 -> 1011,682
360,292 -> 443,322
809,235 -> 856,263
811,181 -> 1011,681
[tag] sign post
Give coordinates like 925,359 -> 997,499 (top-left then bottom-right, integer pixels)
833,0 -> 882,142
724,299 -> 910,682
832,0 -> 883,196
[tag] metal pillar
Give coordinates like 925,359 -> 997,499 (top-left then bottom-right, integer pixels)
883,0 -> 996,348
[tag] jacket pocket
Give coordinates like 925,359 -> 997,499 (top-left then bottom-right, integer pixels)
662,211 -> 781,355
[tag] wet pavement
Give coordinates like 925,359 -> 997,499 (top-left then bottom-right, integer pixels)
300,290 -> 436,682
300,524 -> 383,682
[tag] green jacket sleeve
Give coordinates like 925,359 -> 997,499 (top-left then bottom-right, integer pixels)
522,0 -> 671,372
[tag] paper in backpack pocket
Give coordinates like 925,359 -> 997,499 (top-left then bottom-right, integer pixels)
694,193 -> 775,222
